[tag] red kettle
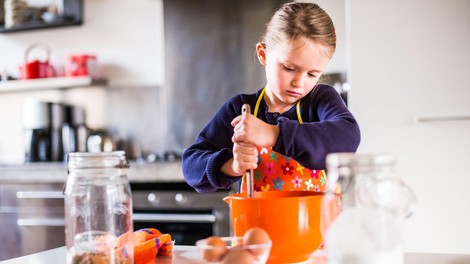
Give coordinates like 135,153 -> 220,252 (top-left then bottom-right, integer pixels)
20,43 -> 54,79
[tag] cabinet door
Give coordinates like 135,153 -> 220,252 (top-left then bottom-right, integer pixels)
0,183 -> 65,260
0,211 -> 65,260
349,0 -> 470,254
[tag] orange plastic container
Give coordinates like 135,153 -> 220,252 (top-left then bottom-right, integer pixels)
224,191 -> 324,263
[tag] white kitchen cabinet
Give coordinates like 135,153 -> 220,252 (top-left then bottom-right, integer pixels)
347,0 -> 470,254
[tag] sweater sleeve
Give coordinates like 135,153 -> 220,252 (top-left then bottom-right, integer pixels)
272,85 -> 361,169
182,94 -> 256,193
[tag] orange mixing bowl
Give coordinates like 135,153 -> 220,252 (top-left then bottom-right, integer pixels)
223,191 -> 324,263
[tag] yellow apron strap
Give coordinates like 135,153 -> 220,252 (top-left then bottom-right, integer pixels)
253,87 -> 302,122
296,100 -> 303,124
253,87 -> 265,117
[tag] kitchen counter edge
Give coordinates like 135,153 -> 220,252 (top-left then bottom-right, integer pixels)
2,246 -> 470,264
0,161 -> 184,183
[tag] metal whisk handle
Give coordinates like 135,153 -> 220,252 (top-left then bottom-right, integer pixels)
241,104 -> 254,198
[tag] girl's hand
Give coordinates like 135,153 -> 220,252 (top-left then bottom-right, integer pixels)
231,113 -> 280,147
232,142 -> 259,174
221,142 -> 258,176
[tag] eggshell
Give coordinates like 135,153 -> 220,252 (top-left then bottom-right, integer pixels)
202,236 -> 227,262
242,227 -> 270,256
221,247 -> 255,264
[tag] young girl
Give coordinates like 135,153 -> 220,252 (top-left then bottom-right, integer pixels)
182,2 -> 360,193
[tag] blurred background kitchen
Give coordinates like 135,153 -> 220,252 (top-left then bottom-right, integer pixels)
0,0 -> 469,260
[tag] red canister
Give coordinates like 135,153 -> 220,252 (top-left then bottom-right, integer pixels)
67,54 -> 97,77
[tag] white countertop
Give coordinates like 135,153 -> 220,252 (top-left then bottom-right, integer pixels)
0,161 -> 184,184
1,246 -> 469,264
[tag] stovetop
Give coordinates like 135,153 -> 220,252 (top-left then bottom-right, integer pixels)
143,150 -> 182,163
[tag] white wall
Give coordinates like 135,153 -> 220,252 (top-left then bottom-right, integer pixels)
348,0 -> 470,254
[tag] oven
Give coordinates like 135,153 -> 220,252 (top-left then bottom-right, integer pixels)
131,182 -> 233,245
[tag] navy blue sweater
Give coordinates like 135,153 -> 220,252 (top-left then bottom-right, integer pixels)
182,85 -> 361,193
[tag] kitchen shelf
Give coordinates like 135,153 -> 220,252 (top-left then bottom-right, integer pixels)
0,76 -> 107,93
0,18 -> 81,33
0,0 -> 82,34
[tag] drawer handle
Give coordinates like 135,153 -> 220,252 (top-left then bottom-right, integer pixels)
16,191 -> 64,199
17,218 -> 65,227
133,213 -> 216,223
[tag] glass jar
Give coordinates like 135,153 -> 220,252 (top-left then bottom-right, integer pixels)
64,151 -> 134,264
322,153 -> 416,264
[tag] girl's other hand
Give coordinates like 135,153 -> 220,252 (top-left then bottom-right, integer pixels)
231,113 -> 280,147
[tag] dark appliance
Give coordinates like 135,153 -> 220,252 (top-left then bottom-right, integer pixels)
131,182 -> 233,245
23,99 -> 88,162
23,99 -> 66,162
50,103 -> 66,161
23,99 -> 52,162
62,105 -> 88,154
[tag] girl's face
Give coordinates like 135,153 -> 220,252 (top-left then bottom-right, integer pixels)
257,37 -> 332,111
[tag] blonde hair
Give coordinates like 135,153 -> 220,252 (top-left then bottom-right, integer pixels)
261,2 -> 336,57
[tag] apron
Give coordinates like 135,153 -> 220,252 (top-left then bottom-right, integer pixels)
241,88 -> 327,193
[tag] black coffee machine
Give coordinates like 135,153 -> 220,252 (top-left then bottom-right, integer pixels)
23,99 -> 88,162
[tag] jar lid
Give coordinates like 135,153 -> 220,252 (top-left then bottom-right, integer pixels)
67,151 -> 130,169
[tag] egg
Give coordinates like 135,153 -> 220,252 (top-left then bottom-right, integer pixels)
242,227 -> 271,257
221,247 -> 255,264
202,236 -> 227,262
